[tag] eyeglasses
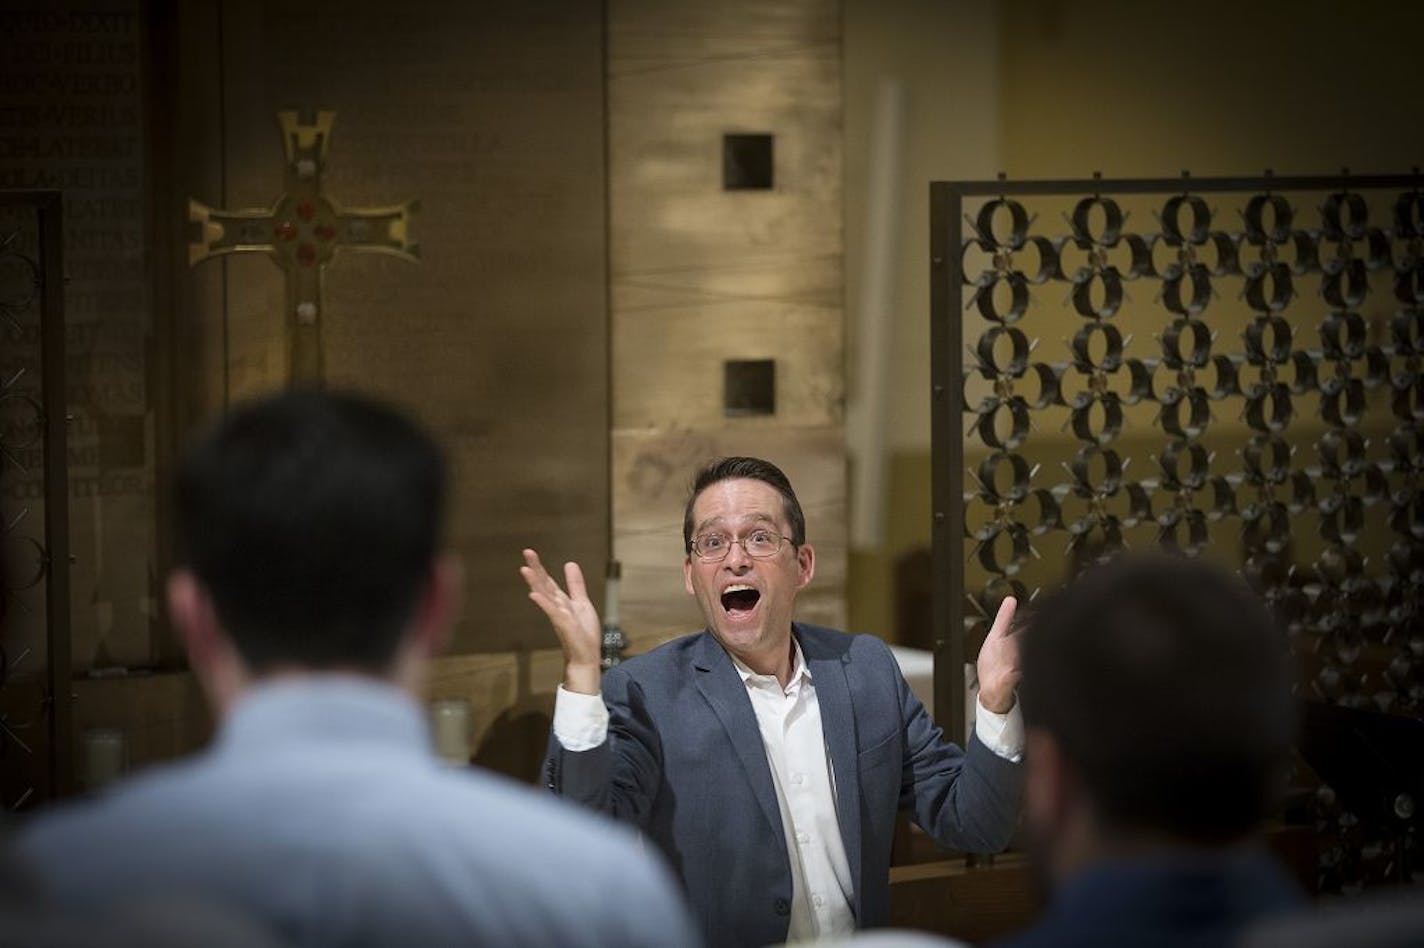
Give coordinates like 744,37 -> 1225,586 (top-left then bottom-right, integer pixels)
690,528 -> 788,562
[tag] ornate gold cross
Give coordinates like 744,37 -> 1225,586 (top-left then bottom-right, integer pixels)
188,109 -> 419,385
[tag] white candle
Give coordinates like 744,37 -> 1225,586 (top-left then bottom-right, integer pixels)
429,698 -> 472,765
81,728 -> 126,791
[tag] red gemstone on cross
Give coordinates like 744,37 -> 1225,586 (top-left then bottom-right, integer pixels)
297,200 -> 315,222
296,244 -> 317,266
314,224 -> 336,242
275,221 -> 298,241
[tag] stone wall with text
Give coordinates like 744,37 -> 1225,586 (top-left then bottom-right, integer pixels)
0,4 -> 157,675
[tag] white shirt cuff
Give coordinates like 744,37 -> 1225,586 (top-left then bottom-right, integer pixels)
973,696 -> 1024,763
553,684 -> 609,752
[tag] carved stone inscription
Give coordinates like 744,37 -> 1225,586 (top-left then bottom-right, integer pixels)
0,6 -> 155,670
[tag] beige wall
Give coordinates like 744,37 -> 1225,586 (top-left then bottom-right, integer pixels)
1002,0 -> 1424,180
844,0 -> 1424,641
844,0 -> 1002,637
845,0 -> 1002,458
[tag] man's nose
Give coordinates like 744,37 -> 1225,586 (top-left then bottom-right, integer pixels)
723,541 -> 753,571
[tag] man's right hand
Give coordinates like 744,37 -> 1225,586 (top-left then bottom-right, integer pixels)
520,549 -> 602,695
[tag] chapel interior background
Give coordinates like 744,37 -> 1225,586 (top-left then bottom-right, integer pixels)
1,0 -> 1421,925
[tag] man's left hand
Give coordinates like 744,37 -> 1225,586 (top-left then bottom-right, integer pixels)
977,596 -> 1020,714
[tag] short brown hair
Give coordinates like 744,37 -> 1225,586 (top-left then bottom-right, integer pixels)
682,457 -> 806,553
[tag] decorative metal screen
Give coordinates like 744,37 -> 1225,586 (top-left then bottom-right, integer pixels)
930,177 -> 1422,868
0,190 -> 71,808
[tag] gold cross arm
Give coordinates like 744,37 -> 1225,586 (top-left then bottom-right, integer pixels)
186,110 -> 419,386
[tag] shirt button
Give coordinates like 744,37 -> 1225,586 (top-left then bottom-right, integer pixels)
774,898 -> 790,916
796,831 -> 810,844
813,895 -> 825,908
792,773 -> 805,785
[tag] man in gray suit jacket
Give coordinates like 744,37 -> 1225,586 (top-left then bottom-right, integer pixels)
522,456 -> 1025,947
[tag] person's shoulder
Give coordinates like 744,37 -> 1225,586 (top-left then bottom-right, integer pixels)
325,767 -> 693,945
17,756 -> 210,850
424,762 -> 632,845
463,783 -> 691,937
797,622 -> 895,661
11,755 -> 223,893
377,765 -> 674,891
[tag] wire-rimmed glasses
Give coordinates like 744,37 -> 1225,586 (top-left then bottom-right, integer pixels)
690,528 -> 788,562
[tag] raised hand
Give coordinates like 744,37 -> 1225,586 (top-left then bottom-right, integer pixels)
976,596 -> 1020,714
520,549 -> 602,694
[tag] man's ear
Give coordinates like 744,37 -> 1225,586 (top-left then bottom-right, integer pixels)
411,552 -> 462,658
167,569 -> 246,714
795,542 -> 815,589
169,570 -> 218,672
683,556 -> 695,596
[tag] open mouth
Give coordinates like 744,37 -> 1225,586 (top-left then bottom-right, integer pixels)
720,585 -> 761,617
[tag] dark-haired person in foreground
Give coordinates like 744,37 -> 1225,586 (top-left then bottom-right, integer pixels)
994,555 -> 1303,948
521,456 -> 1024,947
15,391 -> 695,948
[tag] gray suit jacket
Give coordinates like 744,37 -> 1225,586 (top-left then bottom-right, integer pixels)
543,623 -> 1024,947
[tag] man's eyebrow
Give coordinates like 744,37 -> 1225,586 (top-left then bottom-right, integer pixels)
695,513 -> 776,534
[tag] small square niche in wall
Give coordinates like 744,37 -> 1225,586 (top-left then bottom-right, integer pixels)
723,133 -> 774,190
724,359 -> 776,416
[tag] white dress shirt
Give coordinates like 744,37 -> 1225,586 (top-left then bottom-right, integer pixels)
554,642 -> 1024,940
732,642 -> 855,939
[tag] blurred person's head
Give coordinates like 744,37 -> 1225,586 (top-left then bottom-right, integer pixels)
168,390 -> 458,715
1018,554 -> 1295,885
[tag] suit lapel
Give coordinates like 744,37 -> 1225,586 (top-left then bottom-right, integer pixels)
800,626 -> 864,913
692,632 -> 785,840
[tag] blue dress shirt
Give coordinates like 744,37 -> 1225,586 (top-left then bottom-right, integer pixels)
15,677 -> 697,947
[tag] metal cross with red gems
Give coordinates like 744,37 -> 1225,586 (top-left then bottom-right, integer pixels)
187,109 -> 419,385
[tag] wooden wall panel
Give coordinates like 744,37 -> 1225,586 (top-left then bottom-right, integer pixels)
608,0 -> 847,647
41,1 -> 613,785
203,0 -> 609,654
616,297 -> 843,431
